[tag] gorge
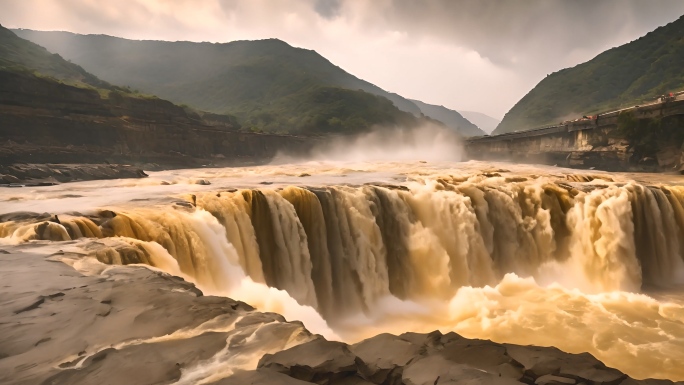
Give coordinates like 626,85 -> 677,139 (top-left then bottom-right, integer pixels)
2,4 -> 684,385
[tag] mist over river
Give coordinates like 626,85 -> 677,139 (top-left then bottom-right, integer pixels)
2,160 -> 684,381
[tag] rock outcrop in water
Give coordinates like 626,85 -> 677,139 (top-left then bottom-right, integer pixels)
0,163 -> 147,185
1,246 -> 680,385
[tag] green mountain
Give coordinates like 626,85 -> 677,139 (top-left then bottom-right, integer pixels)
1,23 -> 244,126
243,86 -> 418,135
0,25 -> 112,89
495,15 -> 684,135
13,30 -> 478,135
410,100 -> 484,136
0,24 -> 422,136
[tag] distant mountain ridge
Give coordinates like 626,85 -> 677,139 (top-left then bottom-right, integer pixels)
410,100 -> 485,136
495,15 -> 684,135
457,111 -> 500,134
13,29 -> 481,136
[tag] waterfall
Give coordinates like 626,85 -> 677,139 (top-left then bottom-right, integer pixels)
4,179 -> 684,316
5,165 -> 684,380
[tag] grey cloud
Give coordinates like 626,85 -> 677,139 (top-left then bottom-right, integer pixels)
347,0 -> 684,67
314,0 -> 342,19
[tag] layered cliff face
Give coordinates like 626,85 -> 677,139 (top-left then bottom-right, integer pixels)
0,69 -> 315,166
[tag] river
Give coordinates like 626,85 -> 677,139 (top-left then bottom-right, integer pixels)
1,160 -> 683,381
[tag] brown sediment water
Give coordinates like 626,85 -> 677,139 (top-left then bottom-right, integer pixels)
2,160 -> 684,381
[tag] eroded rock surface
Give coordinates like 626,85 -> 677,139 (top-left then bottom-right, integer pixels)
1,245 -> 681,385
259,332 -> 684,385
0,245 -> 312,385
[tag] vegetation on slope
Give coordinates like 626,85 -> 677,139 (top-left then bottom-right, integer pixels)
245,86 -> 419,134
0,25 -> 241,131
13,31 -> 460,135
12,32 -> 423,113
495,15 -> 684,134
0,24 -> 113,89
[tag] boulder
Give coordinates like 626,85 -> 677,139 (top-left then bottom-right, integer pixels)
259,338 -> 368,384
505,345 -> 625,384
350,333 -> 425,383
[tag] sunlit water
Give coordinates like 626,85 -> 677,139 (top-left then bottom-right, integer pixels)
2,160 -> 684,381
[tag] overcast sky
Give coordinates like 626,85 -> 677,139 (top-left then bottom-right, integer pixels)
2,0 -> 684,118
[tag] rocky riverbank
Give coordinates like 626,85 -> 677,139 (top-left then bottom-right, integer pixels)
0,163 -> 148,185
0,244 -> 680,385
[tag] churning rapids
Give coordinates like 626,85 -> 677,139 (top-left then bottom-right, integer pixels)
2,160 -> 684,381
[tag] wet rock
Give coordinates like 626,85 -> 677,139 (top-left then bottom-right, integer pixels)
400,330 -> 445,348
438,336 -> 525,380
194,179 -> 211,185
535,374 -> 577,384
402,355 -> 523,385
211,369 -> 314,384
0,248 -> 252,385
2,248 -> 681,385
350,333 -> 424,383
255,330 -> 675,385
506,176 -> 528,182
482,172 -> 501,177
505,345 -> 625,384
259,338 -> 367,384
43,332 -> 231,385
369,183 -> 410,192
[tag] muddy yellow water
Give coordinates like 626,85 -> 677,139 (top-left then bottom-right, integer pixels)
2,160 -> 683,380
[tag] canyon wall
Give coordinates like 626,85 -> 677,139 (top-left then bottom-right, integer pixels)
0,70 -> 316,167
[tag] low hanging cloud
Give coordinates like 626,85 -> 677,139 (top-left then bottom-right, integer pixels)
1,0 -> 683,118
